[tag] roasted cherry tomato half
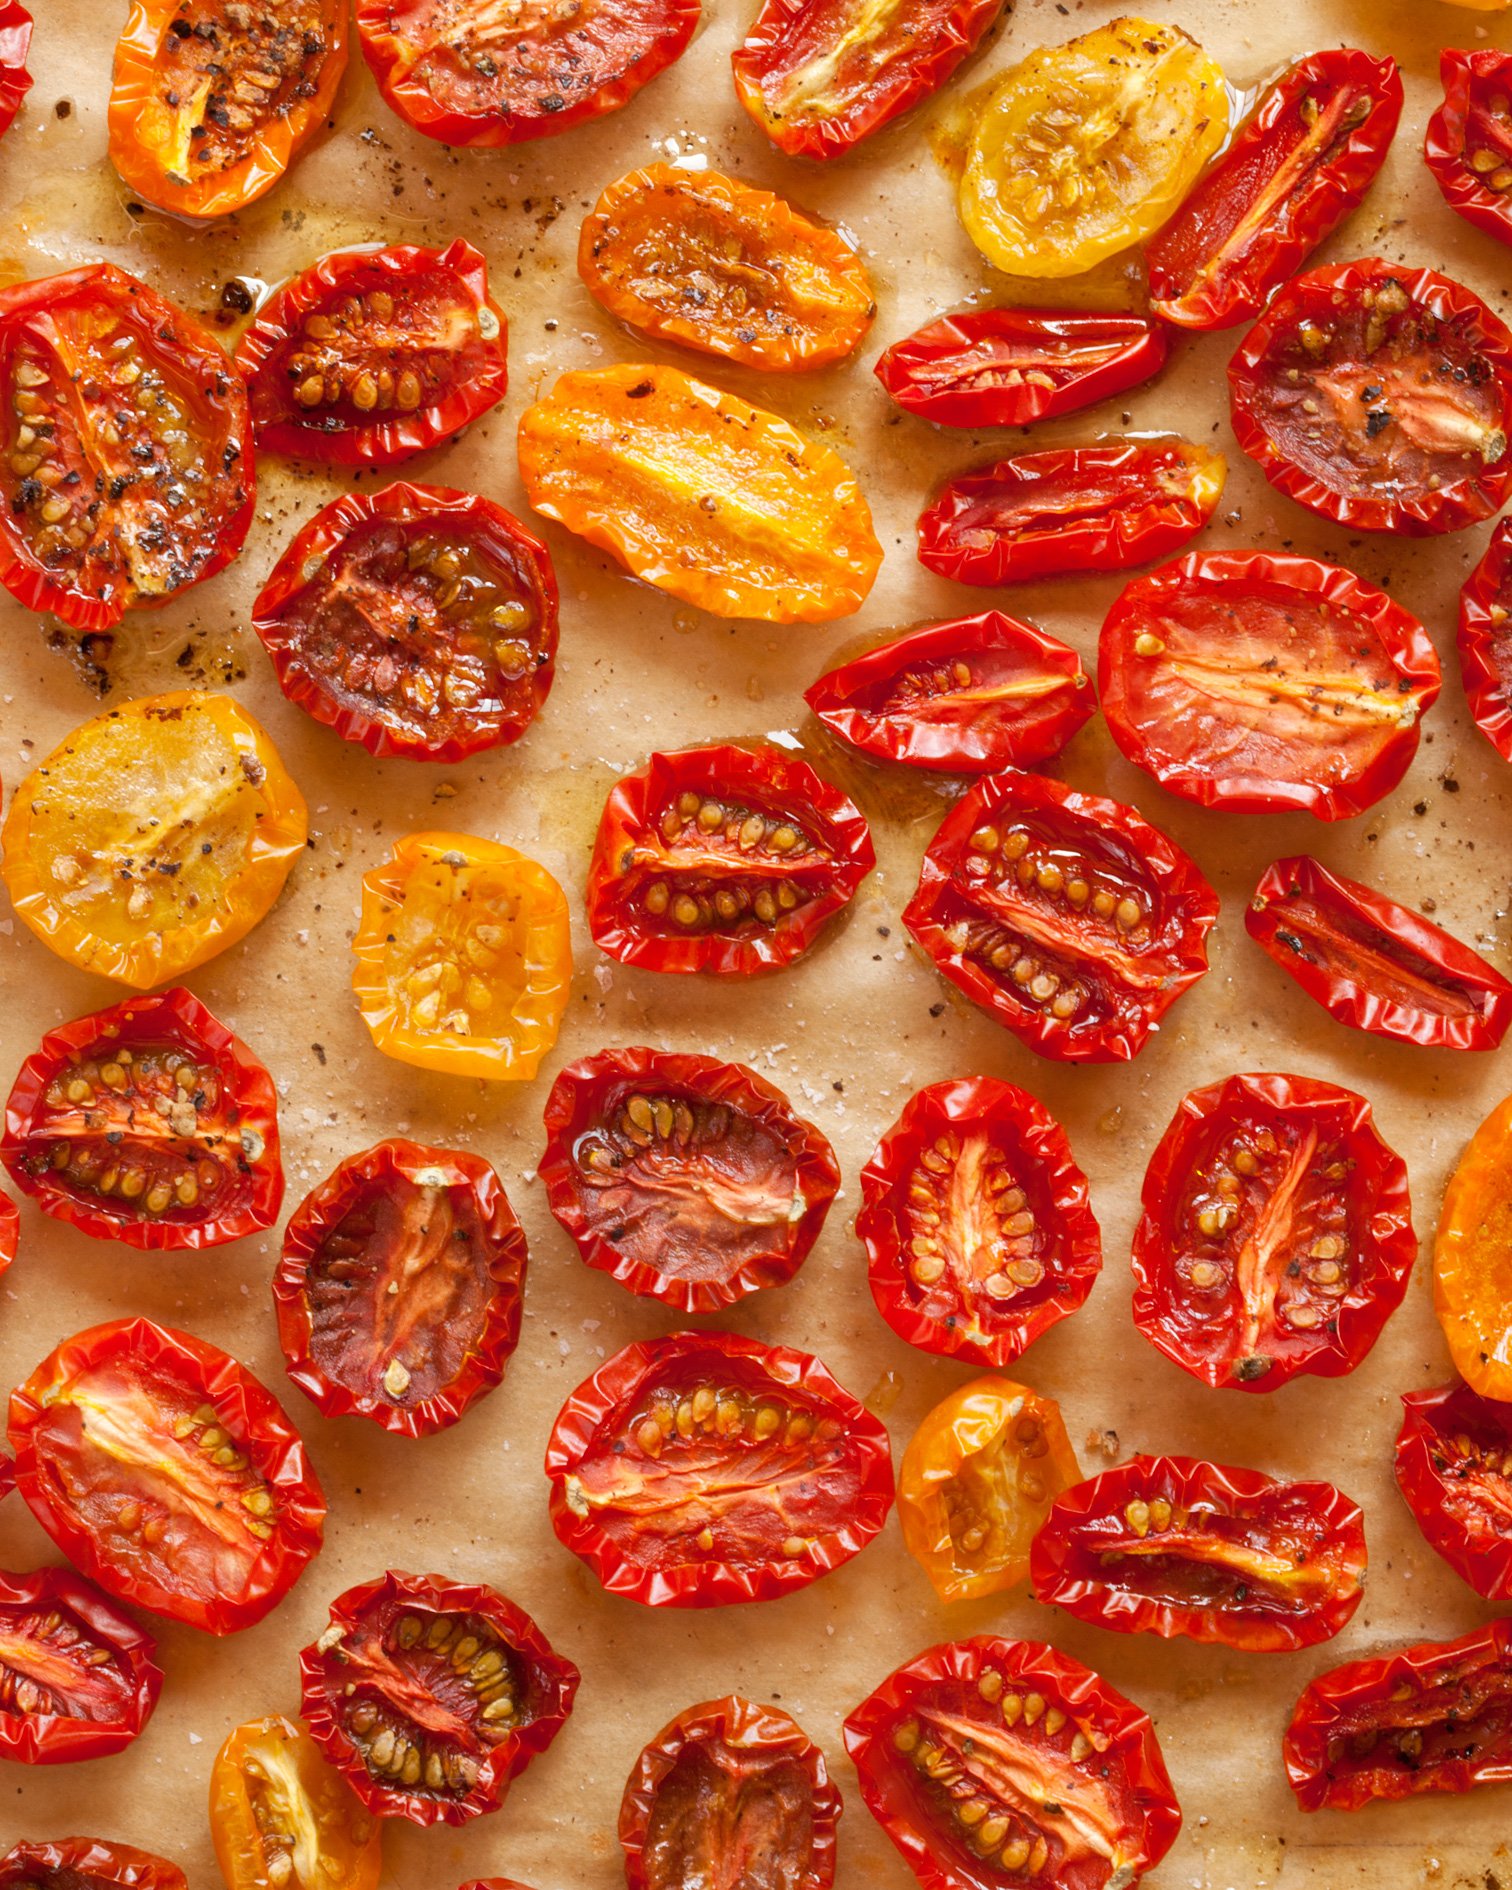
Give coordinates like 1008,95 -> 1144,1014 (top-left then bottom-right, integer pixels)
0,1840 -> 187,1890
109,0 -> 347,219
2,986 -> 282,1251
918,441 -> 1225,588
274,1138 -> 527,1436
357,0 -> 699,146
860,1077 -> 1101,1370
586,744 -> 873,979
1395,1382 -> 1512,1601
1427,50 -> 1512,247
236,241 -> 507,467
538,1046 -> 839,1312
545,1329 -> 894,1608
210,1713 -> 381,1890
0,1565 -> 162,1764
1228,258 -> 1512,535
897,1376 -> 1080,1605
0,3 -> 30,140
300,1570 -> 579,1826
620,1695 -> 841,1890
903,768 -> 1218,1063
0,263 -> 253,631
1435,1091 -> 1512,1401
1247,854 -> 1512,1052
253,483 -> 557,763
1458,515 -> 1512,762
8,1316 -> 325,1635
1098,550 -> 1440,820
845,1635 -> 1182,1890
1131,1071 -> 1416,1393
1284,1619 -> 1512,1811
2,690 -> 308,989
1148,49 -> 1402,331
352,831 -> 572,1082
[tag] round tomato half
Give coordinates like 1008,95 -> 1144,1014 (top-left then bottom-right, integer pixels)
544,1329 -> 894,1608
0,4 -> 30,140
1131,1072 -> 1416,1392
1396,1382 -> 1512,1601
1435,1092 -> 1512,1402
209,1713 -> 380,1890
0,1565 -> 162,1764
1458,515 -> 1512,762
1426,50 -> 1512,248
0,1840 -> 187,1890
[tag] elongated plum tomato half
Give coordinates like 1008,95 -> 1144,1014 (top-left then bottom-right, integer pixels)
845,1636 -> 1181,1890
1284,1618 -> 1512,1811
1148,48 -> 1402,331
903,768 -> 1218,1063
619,1695 -> 841,1890
274,1138 -> 527,1435
860,1077 -> 1101,1369
0,1840 -> 187,1890
1,986 -> 282,1251
0,1566 -> 162,1764
518,363 -> 881,623
1395,1382 -> 1512,1601
586,744 -> 874,978
235,240 -> 507,466
210,1713 -> 381,1890
0,4 -> 30,141
1426,50 -> 1512,247
1246,854 -> 1512,1052
579,164 -> 874,372
7,1317 -> 325,1634
0,263 -> 252,630
1434,1092 -> 1512,1402
1458,516 -> 1512,762
1098,551 -> 1440,819
544,1329 -> 894,1608
538,1047 -> 839,1312
299,1570 -> 579,1826
1228,259 -> 1512,534
1132,1072 -> 1415,1392
108,0 -> 347,219
805,611 -> 1093,775
252,483 -> 558,763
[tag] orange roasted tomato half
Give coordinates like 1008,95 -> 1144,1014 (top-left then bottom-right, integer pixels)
1436,1091 -> 1512,1401
352,832 -> 572,1082
1,690 -> 307,989
210,1713 -> 381,1890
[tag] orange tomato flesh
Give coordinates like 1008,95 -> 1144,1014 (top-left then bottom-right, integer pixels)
1437,1091 -> 1512,1400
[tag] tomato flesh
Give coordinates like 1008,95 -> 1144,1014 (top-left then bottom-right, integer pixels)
1427,50 -> 1512,248
1396,1382 -> 1512,1602
0,1566 -> 162,1764
210,1713 -> 381,1890
0,1840 -> 187,1890
1435,1092 -> 1512,1404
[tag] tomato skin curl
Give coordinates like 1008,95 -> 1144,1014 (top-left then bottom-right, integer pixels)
0,4 -> 31,142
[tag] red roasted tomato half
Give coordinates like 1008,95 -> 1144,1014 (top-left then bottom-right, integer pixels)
1099,550 -> 1440,818
1229,258 -> 1512,535
538,1046 -> 839,1312
544,1329 -> 894,1608
0,1565 -> 163,1764
300,1569 -> 578,1827
1458,515 -> 1512,762
0,4 -> 31,141
0,1841 -> 187,1890
1,986 -> 283,1251
1030,1454 -> 1367,1652
903,768 -> 1218,1063
1131,1072 -> 1416,1392
1426,50 -> 1512,249
844,1635 -> 1181,1890
1395,1381 -> 1512,1601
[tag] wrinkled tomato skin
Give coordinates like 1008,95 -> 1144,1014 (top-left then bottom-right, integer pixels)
1426,51 -> 1512,248
1131,1072 -> 1416,1394
0,1189 -> 15,1275
0,1839 -> 187,1890
544,1330 -> 894,1608
1099,550 -> 1441,819
619,1695 -> 841,1890
0,1566 -> 163,1764
1458,516 -> 1512,762
538,1046 -> 839,1312
844,1636 -> 1181,1890
903,768 -> 1218,1064
1148,49 -> 1402,331
1396,1383 -> 1512,1601
0,4 -> 30,140
1247,855 -> 1512,1051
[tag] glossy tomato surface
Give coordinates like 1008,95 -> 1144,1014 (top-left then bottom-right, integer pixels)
0,1566 -> 162,1764
209,1713 -> 381,1890
1458,515 -> 1512,761
1435,1092 -> 1512,1401
545,1330 -> 894,1608
0,1840 -> 187,1890
1426,50 -> 1512,246
0,1188 -> 15,1275
0,3 -> 30,140
1396,1382 -> 1512,1601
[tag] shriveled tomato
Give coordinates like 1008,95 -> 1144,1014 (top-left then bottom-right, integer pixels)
351,831 -> 571,1082
0,3 -> 30,140
538,1046 -> 839,1312
517,362 -> 881,623
859,1077 -> 1101,1369
0,263 -> 252,631
0,1566 -> 162,1764
620,1696 -> 841,1890
209,1713 -> 380,1890
1131,1072 -> 1416,1392
1098,550 -> 1440,819
1458,516 -> 1512,761
2,986 -> 282,1251
1284,1619 -> 1512,1811
0,1840 -> 187,1890
2,691 -> 307,989
1426,51 -> 1512,247
586,744 -> 873,979
300,1570 -> 578,1826
903,768 -> 1217,1063
917,441 -> 1225,588
1148,49 -> 1402,331
897,1376 -> 1079,1605
274,1138 -> 527,1435
1435,1092 -> 1512,1401
845,1636 -> 1181,1890
1228,258 -> 1512,535
1396,1382 -> 1512,1601
8,1316 -> 325,1634
109,0 -> 347,219
545,1329 -> 894,1608
235,241 -> 507,466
